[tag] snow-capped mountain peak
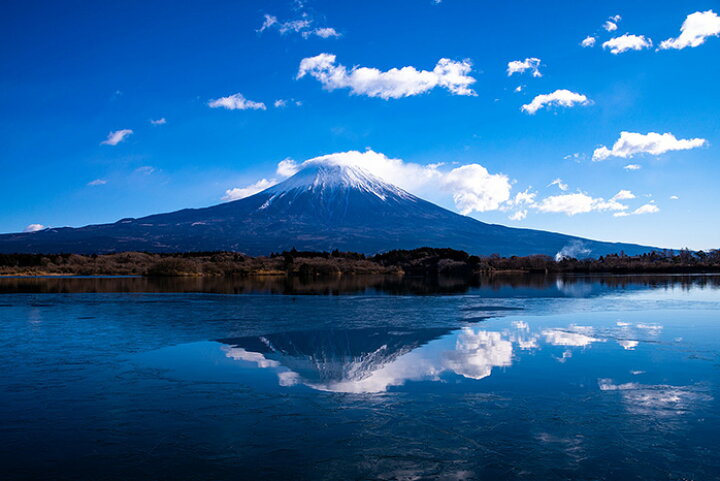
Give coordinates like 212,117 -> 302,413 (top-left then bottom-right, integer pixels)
264,158 -> 414,201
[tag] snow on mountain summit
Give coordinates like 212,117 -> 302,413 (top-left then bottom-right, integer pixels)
264,157 -> 415,201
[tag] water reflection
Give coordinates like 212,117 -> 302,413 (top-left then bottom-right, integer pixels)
598,379 -> 713,417
212,318 -> 668,393
3,278 -> 718,481
1,273 -> 719,295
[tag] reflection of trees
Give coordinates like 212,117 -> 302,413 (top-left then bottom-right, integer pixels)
1,273 -> 717,295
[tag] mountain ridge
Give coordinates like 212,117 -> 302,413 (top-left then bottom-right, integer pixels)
0,160 -> 658,257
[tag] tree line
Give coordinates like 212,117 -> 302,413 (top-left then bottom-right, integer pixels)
0,247 -> 718,277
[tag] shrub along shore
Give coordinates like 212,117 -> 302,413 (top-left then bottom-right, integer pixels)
1,247 -> 719,278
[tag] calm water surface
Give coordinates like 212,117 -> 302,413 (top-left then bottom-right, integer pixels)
1,275 -> 719,480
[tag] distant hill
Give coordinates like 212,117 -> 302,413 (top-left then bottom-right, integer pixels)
0,158 -> 657,257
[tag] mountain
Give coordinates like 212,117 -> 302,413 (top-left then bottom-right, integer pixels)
0,158 -> 656,256
219,327 -> 453,393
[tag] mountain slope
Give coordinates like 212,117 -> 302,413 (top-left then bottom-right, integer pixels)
0,159 -> 656,256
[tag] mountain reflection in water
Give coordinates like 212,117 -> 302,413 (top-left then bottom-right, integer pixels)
2,274 -> 719,480
210,316 -> 676,393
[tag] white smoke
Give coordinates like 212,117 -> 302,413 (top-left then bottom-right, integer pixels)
555,240 -> 591,261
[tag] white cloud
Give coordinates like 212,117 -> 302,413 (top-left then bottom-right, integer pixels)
581,36 -> 597,48
604,16 -> 621,32
660,10 -> 720,50
604,21 -> 618,32
602,34 -> 652,54
521,89 -> 590,114
208,93 -> 266,111
273,99 -> 287,108
150,118 -> 166,125
505,189 -> 537,221
24,224 -> 46,233
613,202 -> 660,217
444,164 -> 512,213
88,179 -> 107,186
611,189 -> 635,201
535,192 -> 628,216
100,129 -> 133,146
507,57 -> 542,77
276,158 -> 300,177
549,178 -> 569,191
593,131 -> 707,161
514,85 -> 523,92
623,164 -> 641,170
670,195 -> 679,200
510,189 -> 536,207
222,179 -> 277,201
633,203 -> 659,215
297,53 -> 477,99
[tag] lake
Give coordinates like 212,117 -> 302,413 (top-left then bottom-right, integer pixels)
1,274 -> 719,480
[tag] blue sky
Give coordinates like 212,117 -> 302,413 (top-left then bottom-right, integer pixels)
1,0 -> 719,250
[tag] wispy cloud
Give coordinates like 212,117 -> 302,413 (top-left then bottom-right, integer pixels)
100,129 -> 133,146
304,27 -> 340,39
521,89 -> 590,114
273,98 -> 302,108
507,57 -> 542,77
88,179 -> 107,186
134,166 -> 155,175
614,202 -> 659,217
297,53 -> 477,99
593,132 -> 707,161
549,178 -> 569,191
208,93 -> 266,110
150,118 -> 167,125
257,12 -> 341,39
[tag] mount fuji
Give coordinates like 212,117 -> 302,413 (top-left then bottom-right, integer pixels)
0,158 -> 655,256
